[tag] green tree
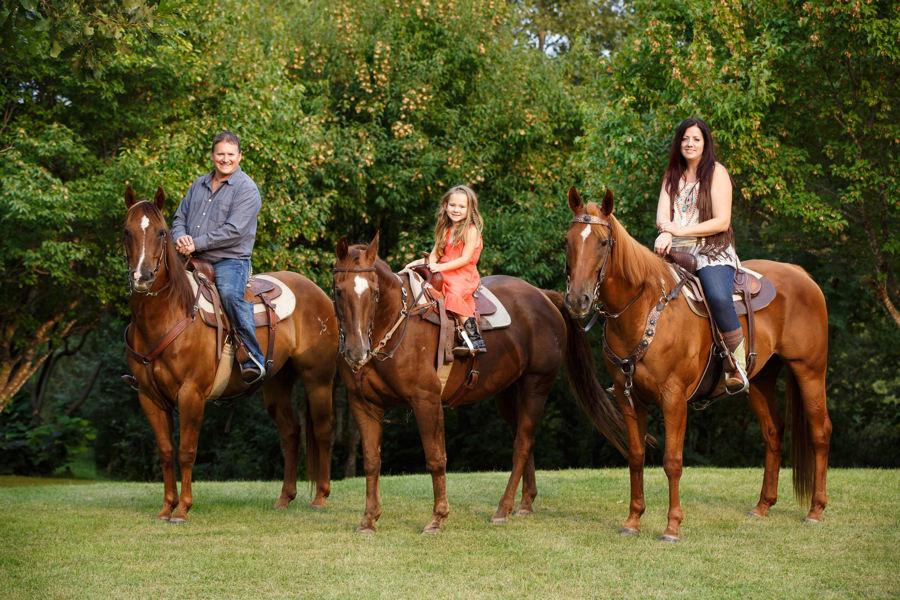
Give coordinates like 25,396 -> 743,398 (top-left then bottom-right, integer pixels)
580,0 -> 900,331
1,0 -> 192,79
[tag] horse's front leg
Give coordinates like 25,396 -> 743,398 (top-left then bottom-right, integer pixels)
617,393 -> 648,535
659,395 -> 688,542
410,394 -> 450,533
138,392 -> 178,520
169,389 -> 206,523
348,390 -> 384,533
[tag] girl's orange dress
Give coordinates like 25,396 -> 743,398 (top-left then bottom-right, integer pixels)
438,226 -> 482,317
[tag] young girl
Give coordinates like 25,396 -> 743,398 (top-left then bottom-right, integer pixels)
407,185 -> 486,354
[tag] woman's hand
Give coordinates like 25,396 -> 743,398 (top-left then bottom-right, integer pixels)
429,263 -> 444,273
404,258 -> 425,270
658,222 -> 682,236
654,232 -> 673,257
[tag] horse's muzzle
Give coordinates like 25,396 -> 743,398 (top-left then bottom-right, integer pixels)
565,292 -> 593,317
129,268 -> 157,294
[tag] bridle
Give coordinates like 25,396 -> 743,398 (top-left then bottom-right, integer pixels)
122,212 -> 170,298
565,213 -> 618,331
331,266 -> 380,371
332,262 -> 420,426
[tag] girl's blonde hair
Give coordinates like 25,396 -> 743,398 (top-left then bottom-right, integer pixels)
432,185 -> 484,259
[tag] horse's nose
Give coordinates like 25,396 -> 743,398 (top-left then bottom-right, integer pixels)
565,293 -> 592,317
345,345 -> 370,369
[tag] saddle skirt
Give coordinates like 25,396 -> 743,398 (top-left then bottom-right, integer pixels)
670,265 -> 777,318
401,268 -> 511,330
189,273 -> 297,329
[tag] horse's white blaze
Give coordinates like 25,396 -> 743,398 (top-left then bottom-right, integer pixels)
580,224 -> 591,243
353,275 -> 369,298
135,215 -> 150,279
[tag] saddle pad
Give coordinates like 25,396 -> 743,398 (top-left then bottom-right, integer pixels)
402,269 -> 511,330
189,274 -> 296,328
669,265 -> 777,318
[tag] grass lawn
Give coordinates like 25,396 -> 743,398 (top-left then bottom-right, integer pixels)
1,468 -> 897,599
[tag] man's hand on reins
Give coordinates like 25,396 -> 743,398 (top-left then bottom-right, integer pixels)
176,235 -> 195,255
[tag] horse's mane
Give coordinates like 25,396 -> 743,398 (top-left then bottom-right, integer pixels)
584,202 -> 671,290
127,201 -> 195,315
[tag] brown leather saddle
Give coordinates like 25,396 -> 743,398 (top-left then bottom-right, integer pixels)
185,258 -> 280,369
408,264 -> 498,329
664,257 -> 778,408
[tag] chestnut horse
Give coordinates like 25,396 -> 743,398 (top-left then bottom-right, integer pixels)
563,186 -> 832,541
331,233 -> 626,533
122,186 -> 337,522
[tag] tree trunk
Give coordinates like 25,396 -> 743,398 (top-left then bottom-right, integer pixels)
0,300 -> 79,414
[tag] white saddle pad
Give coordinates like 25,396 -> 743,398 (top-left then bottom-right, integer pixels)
399,268 -> 511,330
188,273 -> 296,323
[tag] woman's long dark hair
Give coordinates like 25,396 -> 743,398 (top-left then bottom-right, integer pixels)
663,117 -> 734,258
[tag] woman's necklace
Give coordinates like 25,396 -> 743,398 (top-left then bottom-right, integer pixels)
678,173 -> 699,226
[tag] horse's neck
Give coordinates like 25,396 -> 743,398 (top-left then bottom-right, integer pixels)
129,273 -> 190,345
599,278 -> 656,341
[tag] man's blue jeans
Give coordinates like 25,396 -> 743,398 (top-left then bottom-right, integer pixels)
697,265 -> 741,333
214,258 -> 265,369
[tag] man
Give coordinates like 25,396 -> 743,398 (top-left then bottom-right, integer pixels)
171,131 -> 266,383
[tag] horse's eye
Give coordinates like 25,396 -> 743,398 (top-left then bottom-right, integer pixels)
157,230 -> 166,238
600,241 -> 608,247
123,230 -> 131,237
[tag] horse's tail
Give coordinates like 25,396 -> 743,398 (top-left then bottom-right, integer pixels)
542,289 -> 628,457
304,393 -> 321,489
786,369 -> 815,505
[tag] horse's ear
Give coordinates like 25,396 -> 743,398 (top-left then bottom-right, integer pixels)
568,186 -> 583,213
365,232 -> 380,264
154,186 -> 166,211
336,236 -> 349,261
601,188 -> 614,217
125,185 -> 136,209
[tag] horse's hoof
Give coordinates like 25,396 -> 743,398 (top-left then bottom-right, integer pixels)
355,527 -> 376,535
168,518 -> 186,524
310,505 -> 326,511
514,508 -> 534,517
423,527 -> 443,535
618,527 -> 639,536
803,517 -> 821,525
490,516 -> 509,525
659,535 -> 680,543
747,511 -> 763,518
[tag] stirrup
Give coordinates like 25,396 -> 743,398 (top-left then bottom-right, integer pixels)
453,328 -> 476,357
725,362 -> 749,395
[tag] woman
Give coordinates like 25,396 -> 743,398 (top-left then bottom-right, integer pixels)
654,117 -> 747,394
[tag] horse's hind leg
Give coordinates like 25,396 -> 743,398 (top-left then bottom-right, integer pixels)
263,367 -> 302,509
787,360 -> 832,523
747,358 -> 785,517
495,386 -> 537,517
299,362 -> 335,508
138,393 -> 178,520
491,374 -> 550,524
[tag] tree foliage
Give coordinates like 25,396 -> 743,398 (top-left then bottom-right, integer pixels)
580,0 -> 900,329
0,0 -> 192,79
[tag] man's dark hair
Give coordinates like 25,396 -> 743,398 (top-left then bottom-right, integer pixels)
211,131 -> 241,154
